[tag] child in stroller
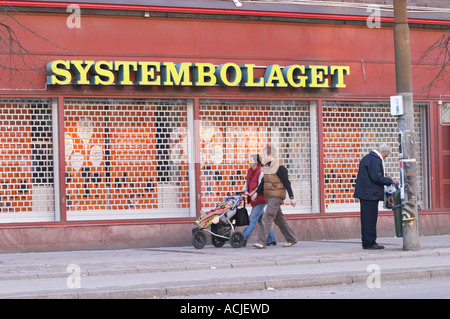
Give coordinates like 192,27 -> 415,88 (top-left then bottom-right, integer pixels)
192,193 -> 248,249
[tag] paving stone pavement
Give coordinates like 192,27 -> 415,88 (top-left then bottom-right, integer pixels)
0,235 -> 449,298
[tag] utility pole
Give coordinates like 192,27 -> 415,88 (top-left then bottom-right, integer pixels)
393,0 -> 420,250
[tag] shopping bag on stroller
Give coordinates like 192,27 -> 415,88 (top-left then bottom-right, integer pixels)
230,197 -> 249,226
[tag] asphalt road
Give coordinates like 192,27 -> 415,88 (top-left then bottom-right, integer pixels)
172,276 -> 450,299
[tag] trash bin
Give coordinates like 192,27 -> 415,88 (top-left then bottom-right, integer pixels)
392,189 -> 403,238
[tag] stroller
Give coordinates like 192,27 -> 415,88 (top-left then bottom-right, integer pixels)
192,192 -> 249,249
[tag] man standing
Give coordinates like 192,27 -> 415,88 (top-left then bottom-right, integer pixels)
251,146 -> 298,249
354,144 -> 399,250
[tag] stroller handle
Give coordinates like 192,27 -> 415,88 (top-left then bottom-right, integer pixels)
234,191 -> 246,208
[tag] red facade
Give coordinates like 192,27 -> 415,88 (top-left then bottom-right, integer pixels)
0,2 -> 449,252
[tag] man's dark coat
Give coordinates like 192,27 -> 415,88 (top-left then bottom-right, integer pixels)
354,151 -> 393,201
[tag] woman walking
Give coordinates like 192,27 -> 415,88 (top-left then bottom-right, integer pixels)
242,154 -> 277,246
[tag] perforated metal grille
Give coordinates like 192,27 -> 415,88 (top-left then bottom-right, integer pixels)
64,98 -> 190,216
441,103 -> 450,123
199,99 -> 313,213
322,101 -> 426,212
0,99 -> 55,214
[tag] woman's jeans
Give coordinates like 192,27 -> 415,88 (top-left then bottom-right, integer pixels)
242,204 -> 277,244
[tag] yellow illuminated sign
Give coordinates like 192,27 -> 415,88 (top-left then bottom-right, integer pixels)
47,60 -> 350,88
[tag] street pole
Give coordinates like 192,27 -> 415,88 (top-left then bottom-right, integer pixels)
393,0 -> 420,250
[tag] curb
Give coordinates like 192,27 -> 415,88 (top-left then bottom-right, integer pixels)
10,266 -> 450,299
1,247 -> 449,282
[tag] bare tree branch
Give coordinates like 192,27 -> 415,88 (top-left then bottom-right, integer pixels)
0,4 -> 63,87
415,29 -> 450,97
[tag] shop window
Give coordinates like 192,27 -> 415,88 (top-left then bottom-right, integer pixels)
64,98 -> 190,220
441,102 -> 450,124
322,101 -> 428,212
0,99 -> 55,221
199,100 -> 316,214
31,103 -> 54,185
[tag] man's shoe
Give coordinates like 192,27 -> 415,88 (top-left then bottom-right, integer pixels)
267,241 -> 277,246
283,242 -> 297,248
367,243 -> 385,250
253,243 -> 266,249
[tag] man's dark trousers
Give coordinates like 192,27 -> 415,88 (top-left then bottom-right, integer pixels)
360,200 -> 379,249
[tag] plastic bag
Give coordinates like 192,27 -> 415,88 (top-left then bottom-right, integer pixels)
384,184 -> 398,209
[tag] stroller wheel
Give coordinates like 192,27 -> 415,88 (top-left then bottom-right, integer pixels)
192,231 -> 207,249
230,231 -> 245,248
211,235 -> 226,248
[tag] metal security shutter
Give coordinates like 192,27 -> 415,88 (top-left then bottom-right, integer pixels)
441,102 -> 450,123
199,99 -> 315,214
0,98 -> 55,222
64,98 -> 191,220
322,101 -> 427,212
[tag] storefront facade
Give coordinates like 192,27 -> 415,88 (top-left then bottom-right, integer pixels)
0,1 -> 449,252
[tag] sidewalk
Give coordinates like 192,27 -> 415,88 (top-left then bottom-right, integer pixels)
0,235 -> 449,298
